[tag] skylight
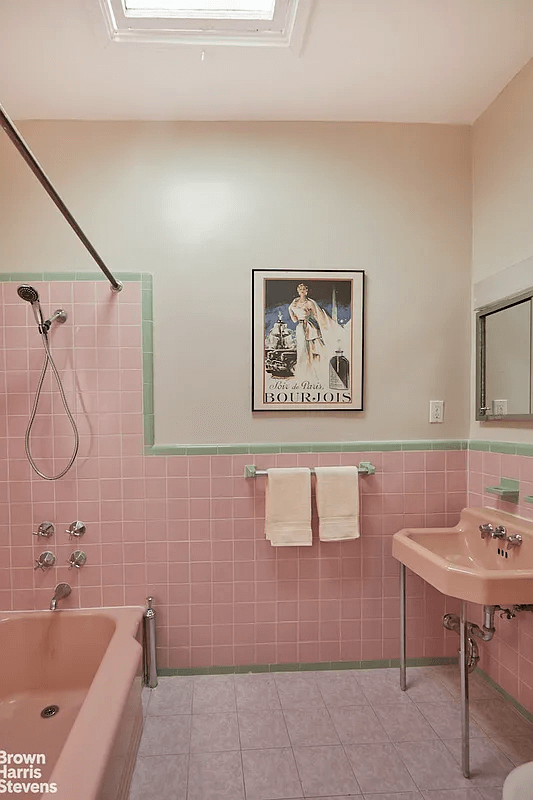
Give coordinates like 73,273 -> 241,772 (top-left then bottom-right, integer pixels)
124,0 -> 276,19
100,0 -> 312,47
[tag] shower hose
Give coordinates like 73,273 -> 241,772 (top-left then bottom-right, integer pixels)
25,329 -> 79,480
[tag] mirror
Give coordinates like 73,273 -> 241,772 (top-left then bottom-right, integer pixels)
476,288 -> 533,420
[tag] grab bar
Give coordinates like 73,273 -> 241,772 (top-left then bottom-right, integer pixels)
244,461 -> 376,478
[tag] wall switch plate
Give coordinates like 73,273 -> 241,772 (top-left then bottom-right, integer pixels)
492,399 -> 508,416
429,400 -> 444,423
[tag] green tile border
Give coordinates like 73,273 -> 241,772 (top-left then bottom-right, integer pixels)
4,273 -> 533,462
140,273 -> 154,447
476,668 -> 533,725
470,440 -> 533,456
145,441 -> 470,456
0,271 -> 143,282
157,656 -> 456,677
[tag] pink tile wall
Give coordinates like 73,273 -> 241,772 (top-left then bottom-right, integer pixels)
0,280 -> 466,669
468,448 -> 533,713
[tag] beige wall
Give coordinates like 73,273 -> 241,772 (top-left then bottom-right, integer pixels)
471,58 -> 533,441
0,121 -> 471,445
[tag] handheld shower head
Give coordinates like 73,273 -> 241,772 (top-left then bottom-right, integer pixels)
17,284 -> 40,303
17,284 -> 45,330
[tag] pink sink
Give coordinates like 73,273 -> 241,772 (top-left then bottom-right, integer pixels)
392,507 -> 533,605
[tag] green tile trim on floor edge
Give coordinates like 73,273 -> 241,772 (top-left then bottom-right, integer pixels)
476,667 -> 533,725
157,656 -> 457,677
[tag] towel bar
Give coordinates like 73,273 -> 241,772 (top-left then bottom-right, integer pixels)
244,462 -> 376,478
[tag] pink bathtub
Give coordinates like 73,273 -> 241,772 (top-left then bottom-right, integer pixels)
0,606 -> 144,800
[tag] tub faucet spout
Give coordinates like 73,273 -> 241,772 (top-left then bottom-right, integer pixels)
50,583 -> 71,610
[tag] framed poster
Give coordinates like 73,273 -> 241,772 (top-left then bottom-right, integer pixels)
252,270 -> 364,411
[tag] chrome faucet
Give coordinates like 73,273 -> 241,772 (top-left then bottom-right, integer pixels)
506,533 -> 523,550
479,523 -> 494,539
50,583 -> 71,610
479,523 -> 507,540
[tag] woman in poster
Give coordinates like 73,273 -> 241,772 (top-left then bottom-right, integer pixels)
288,283 -> 334,382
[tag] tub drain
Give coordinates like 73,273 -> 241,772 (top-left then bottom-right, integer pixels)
41,705 -> 59,718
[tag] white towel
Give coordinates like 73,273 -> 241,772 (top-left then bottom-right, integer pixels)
315,466 -> 360,541
265,468 -> 312,547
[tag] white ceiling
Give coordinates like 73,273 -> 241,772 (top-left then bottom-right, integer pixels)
1,0 -> 532,123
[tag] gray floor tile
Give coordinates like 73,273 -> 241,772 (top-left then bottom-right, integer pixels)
395,740 -> 472,790
364,795 -> 422,800
470,699 -> 533,740
141,686 -> 151,718
416,702 -> 484,739
238,709 -> 291,749
128,667 -> 531,800
315,671 -> 369,707
475,790 -> 505,800
430,667 -> 502,702
242,747 -> 303,800
356,671 -> 412,706
148,676 -> 193,716
403,669 -> 456,704
312,796 -> 362,800
293,745 -> 360,797
491,734 -> 533,765
329,705 -> 390,745
421,792 -> 484,800
138,714 -> 191,756
373,702 -> 439,742
442,738 -> 515,788
345,743 -> 417,794
129,754 -> 188,800
283,706 -> 340,747
235,673 -> 282,711
192,675 -> 236,713
275,673 -> 326,709
187,750 -> 244,800
190,712 -> 240,752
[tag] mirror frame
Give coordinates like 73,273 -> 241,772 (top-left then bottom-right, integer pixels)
476,286 -> 533,421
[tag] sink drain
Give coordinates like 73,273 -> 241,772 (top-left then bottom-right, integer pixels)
41,705 -> 59,718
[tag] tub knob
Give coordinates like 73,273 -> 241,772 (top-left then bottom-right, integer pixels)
33,521 -> 54,539
66,521 -> 86,539
35,551 -> 56,570
67,550 -> 87,569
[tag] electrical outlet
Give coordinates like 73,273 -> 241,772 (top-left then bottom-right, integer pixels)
429,400 -> 444,423
492,399 -> 508,416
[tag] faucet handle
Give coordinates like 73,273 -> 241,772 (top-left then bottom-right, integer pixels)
33,522 -> 54,539
494,525 -> 507,539
34,551 -> 56,570
66,521 -> 86,539
479,523 -> 494,539
67,550 -> 87,569
506,533 -> 523,550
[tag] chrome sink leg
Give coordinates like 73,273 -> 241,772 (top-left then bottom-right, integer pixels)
460,600 -> 470,778
400,562 -> 407,691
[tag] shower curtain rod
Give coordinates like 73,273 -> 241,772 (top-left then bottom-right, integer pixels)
0,103 -> 123,293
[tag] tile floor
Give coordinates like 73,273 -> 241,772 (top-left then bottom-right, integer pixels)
129,665 -> 533,800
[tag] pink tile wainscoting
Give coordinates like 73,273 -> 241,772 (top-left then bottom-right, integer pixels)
468,448 -> 533,714
1,279 -> 465,672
